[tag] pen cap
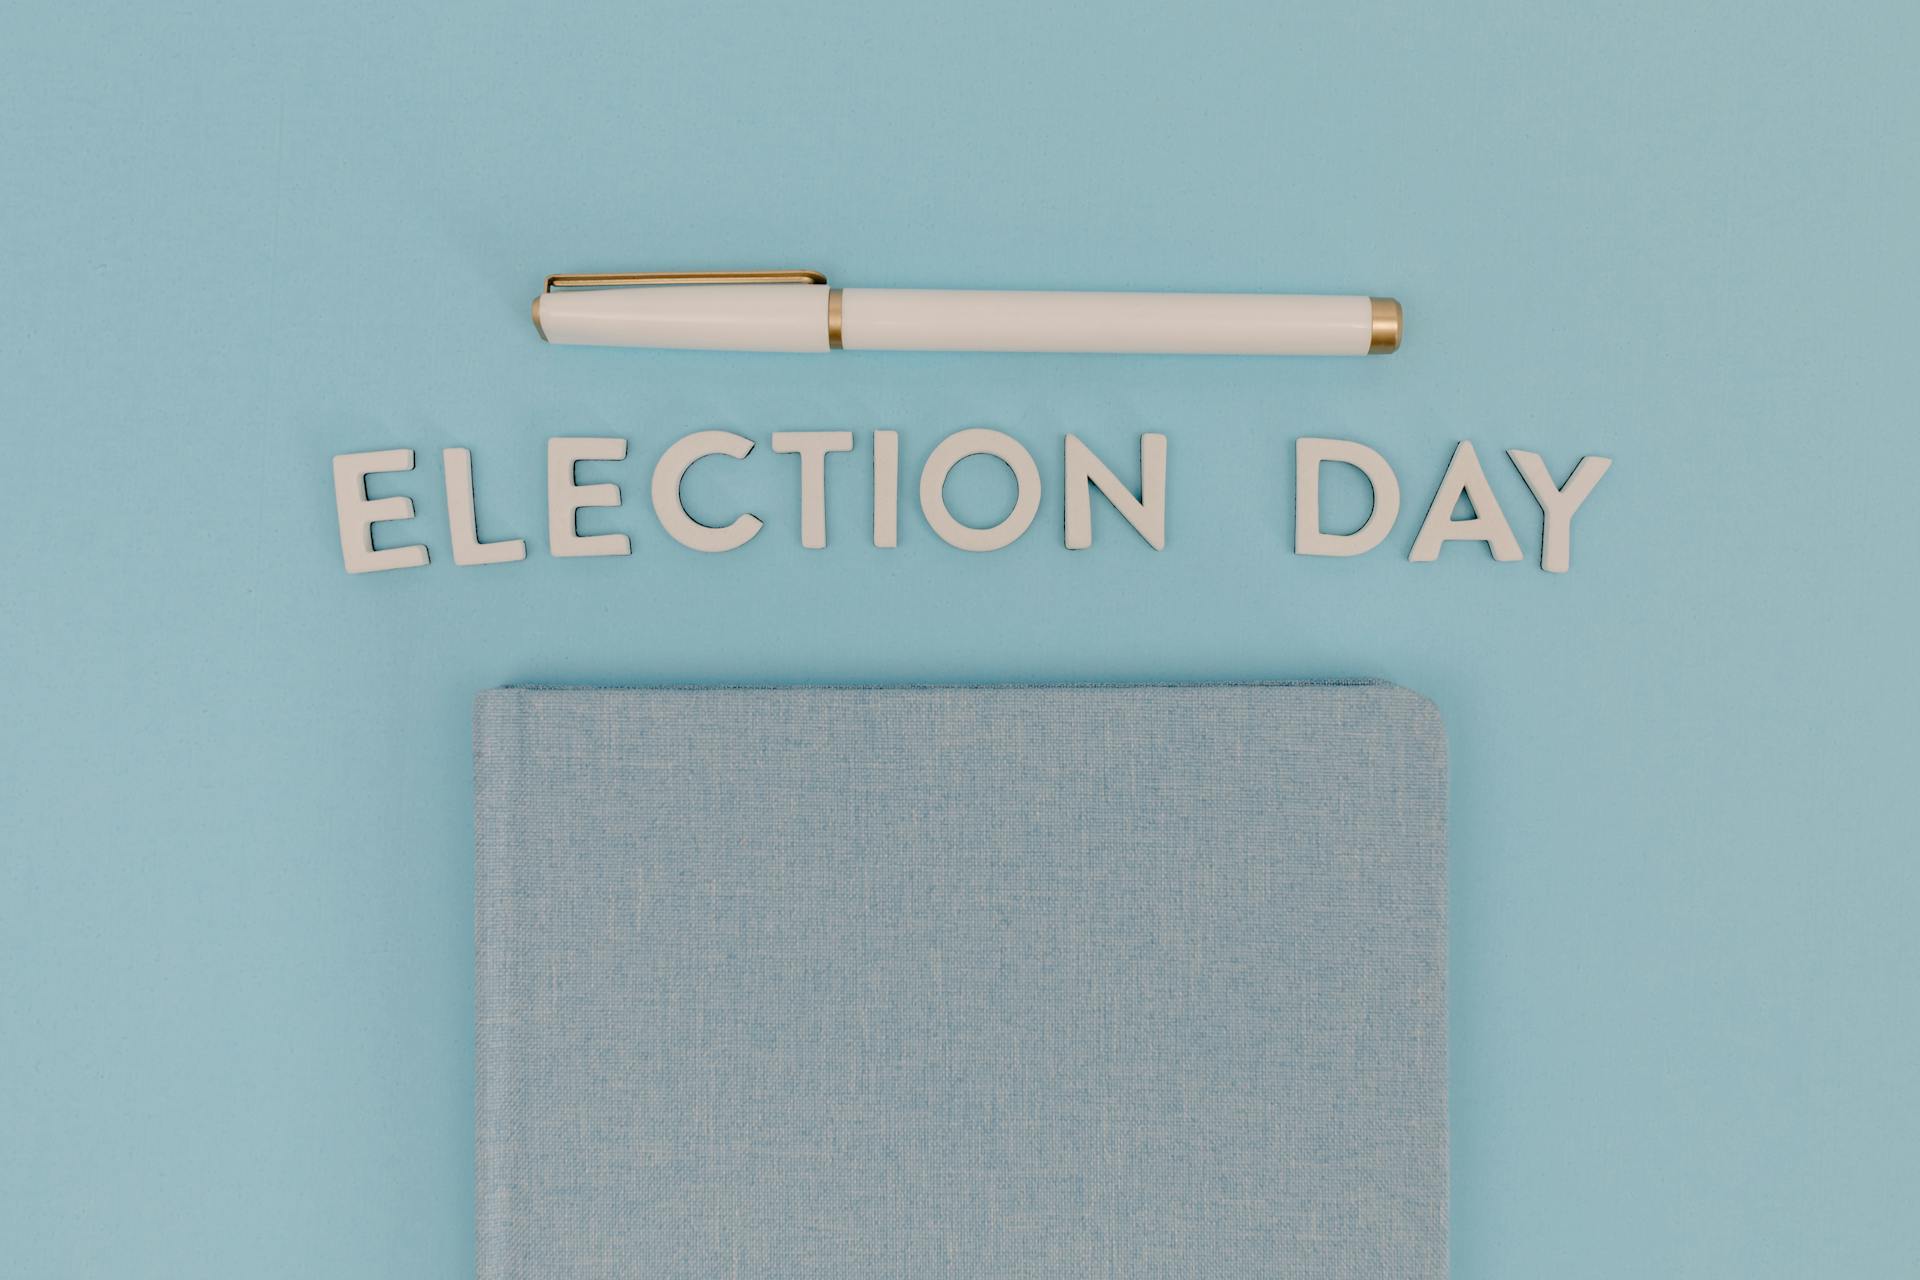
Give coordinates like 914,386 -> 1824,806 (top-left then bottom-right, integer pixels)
533,283 -> 831,351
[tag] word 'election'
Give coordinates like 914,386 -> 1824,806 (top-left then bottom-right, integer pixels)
333,431 -> 1610,575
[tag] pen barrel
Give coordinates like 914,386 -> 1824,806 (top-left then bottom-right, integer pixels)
840,289 -> 1386,356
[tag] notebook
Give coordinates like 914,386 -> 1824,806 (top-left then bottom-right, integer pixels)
474,684 -> 1447,1279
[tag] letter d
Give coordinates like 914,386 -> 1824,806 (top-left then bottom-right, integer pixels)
1295,437 -> 1400,557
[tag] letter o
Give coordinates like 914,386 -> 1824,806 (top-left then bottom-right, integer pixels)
919,428 -> 1042,552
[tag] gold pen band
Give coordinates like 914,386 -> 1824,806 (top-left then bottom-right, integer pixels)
1369,297 -> 1402,354
827,288 -> 844,350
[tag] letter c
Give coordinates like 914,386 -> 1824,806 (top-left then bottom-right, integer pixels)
651,431 -> 763,553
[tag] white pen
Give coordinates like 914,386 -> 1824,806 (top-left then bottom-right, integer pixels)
532,270 -> 1400,356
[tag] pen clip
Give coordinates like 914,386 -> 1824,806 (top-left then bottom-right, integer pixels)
544,269 -> 827,292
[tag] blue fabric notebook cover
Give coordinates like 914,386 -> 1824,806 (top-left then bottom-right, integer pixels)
475,684 -> 1447,1278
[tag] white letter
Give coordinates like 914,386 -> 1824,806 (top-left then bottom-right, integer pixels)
333,448 -> 428,574
442,447 -> 525,567
1409,440 -> 1522,563
873,429 -> 899,549
1295,437 -> 1400,557
547,437 -> 630,558
1064,433 -> 1166,550
652,430 -> 762,553
919,428 -> 1042,553
1508,450 -> 1612,573
771,430 -> 854,549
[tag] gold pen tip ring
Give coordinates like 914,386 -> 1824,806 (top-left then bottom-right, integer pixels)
827,288 -> 844,350
1369,297 -> 1401,354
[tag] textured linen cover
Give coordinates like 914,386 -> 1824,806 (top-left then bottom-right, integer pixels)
474,684 -> 1447,1279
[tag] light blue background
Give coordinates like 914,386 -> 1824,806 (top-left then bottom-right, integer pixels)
3,2 -> 1915,1276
